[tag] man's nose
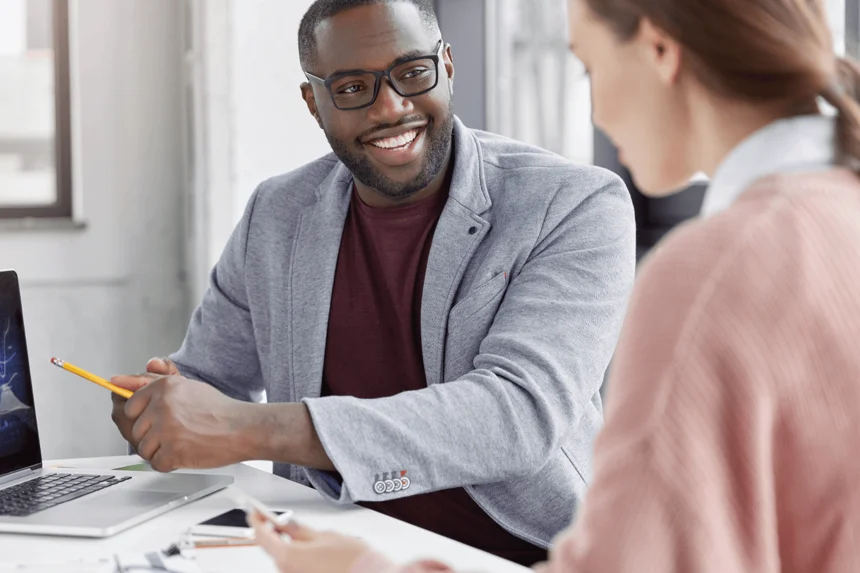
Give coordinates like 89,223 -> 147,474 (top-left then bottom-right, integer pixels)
365,79 -> 414,124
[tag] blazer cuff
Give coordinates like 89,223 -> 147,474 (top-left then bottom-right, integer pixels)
303,396 -> 421,502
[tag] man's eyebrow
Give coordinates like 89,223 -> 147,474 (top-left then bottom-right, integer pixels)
327,48 -> 430,77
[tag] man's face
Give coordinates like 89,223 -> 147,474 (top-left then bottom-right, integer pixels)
302,3 -> 455,201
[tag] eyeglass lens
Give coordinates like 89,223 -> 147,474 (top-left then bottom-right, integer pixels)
328,58 -> 438,110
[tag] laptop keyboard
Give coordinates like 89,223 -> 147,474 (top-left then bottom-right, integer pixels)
0,473 -> 132,517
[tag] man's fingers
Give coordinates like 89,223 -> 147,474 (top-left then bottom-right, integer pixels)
111,360 -> 172,393
146,357 -> 179,376
130,413 -> 153,445
123,385 -> 155,420
150,449 -> 175,473
137,434 -> 160,461
278,520 -> 318,542
110,374 -> 153,392
250,513 -> 292,556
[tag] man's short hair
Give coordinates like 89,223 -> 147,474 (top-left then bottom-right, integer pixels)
298,0 -> 441,72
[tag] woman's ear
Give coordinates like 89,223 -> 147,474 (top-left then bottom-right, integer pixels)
638,18 -> 681,85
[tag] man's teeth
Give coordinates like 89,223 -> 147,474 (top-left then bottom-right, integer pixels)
368,129 -> 420,149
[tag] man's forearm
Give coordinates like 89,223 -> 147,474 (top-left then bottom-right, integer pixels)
236,402 -> 336,471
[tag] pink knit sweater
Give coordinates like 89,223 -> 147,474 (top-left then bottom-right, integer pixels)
352,169 -> 860,573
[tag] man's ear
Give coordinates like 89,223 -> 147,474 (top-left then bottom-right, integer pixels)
444,44 -> 455,83
301,82 -> 324,129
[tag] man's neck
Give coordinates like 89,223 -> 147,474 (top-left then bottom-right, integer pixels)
355,143 -> 454,209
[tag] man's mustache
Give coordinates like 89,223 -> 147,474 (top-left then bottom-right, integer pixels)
356,115 -> 431,143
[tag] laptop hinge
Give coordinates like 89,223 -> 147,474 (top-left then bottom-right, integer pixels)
0,466 -> 39,488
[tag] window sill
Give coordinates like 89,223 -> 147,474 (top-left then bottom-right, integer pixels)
0,217 -> 87,232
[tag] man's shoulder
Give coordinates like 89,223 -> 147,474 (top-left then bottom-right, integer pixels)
253,153 -> 342,208
470,129 -> 632,227
472,129 -> 628,200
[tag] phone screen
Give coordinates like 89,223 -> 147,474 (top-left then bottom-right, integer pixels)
199,509 -> 286,528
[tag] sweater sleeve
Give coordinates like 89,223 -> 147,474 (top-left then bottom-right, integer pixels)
539,441 -> 687,572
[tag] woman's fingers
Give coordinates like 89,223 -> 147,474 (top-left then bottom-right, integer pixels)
250,512 -> 290,557
277,520 -> 318,541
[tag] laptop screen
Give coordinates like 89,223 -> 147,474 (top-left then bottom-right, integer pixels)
0,271 -> 42,475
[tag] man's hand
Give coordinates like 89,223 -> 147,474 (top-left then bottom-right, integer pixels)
110,358 -> 180,451
110,358 -> 336,473
121,375 -> 254,472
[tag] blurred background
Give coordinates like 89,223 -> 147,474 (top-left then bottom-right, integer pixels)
0,0 -> 853,460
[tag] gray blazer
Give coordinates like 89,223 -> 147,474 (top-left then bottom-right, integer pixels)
172,117 -> 636,548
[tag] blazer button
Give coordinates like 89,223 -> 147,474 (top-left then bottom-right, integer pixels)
468,226 -> 477,235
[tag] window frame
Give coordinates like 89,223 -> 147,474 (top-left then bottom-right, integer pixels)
0,0 -> 73,220
847,0 -> 859,58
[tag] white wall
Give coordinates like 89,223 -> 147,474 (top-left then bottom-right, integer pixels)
0,0 -> 189,459
189,0 -> 331,286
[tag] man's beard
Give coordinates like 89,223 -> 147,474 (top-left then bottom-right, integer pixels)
325,107 -> 455,201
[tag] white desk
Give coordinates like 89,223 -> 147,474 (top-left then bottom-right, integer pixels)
0,456 -> 529,573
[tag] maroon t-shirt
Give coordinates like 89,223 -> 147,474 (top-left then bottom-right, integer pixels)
321,185 -> 547,566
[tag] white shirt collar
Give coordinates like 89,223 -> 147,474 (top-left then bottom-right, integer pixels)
700,114 -> 837,218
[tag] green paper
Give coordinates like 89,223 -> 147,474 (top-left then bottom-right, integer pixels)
114,462 -> 154,472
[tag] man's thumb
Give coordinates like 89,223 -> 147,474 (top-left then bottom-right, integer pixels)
146,357 -> 179,375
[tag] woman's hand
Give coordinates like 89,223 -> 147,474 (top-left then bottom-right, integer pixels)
249,512 -> 371,573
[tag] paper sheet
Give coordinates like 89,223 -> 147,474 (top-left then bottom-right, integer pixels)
194,546 -> 280,573
116,552 -> 200,573
0,558 -> 115,573
0,552 -> 201,573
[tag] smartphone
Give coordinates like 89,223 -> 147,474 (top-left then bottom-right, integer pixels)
190,508 -> 294,539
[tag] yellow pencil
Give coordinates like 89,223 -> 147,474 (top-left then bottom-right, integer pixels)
50,357 -> 134,399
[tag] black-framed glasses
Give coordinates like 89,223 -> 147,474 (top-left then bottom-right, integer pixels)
305,40 -> 445,111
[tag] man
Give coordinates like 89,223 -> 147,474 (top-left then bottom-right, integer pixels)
110,0 -> 635,565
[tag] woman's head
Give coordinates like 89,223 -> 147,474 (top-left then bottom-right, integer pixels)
568,0 -> 860,196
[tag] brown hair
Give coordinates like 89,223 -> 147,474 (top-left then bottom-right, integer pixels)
584,0 -> 860,169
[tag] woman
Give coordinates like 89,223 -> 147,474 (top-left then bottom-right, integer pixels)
251,0 -> 860,570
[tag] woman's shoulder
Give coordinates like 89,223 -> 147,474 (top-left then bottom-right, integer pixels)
630,193 -> 773,324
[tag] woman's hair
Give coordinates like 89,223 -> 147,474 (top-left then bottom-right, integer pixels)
584,0 -> 860,169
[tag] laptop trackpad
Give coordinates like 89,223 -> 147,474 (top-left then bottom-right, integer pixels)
80,490 -> 180,509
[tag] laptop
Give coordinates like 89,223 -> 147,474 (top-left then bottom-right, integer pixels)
0,270 -> 233,537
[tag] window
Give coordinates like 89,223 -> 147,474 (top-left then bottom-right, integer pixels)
486,0 -> 592,164
0,0 -> 72,219
828,0 -> 848,55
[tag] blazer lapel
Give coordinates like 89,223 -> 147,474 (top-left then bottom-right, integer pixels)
421,118 -> 492,386
289,165 -> 353,401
